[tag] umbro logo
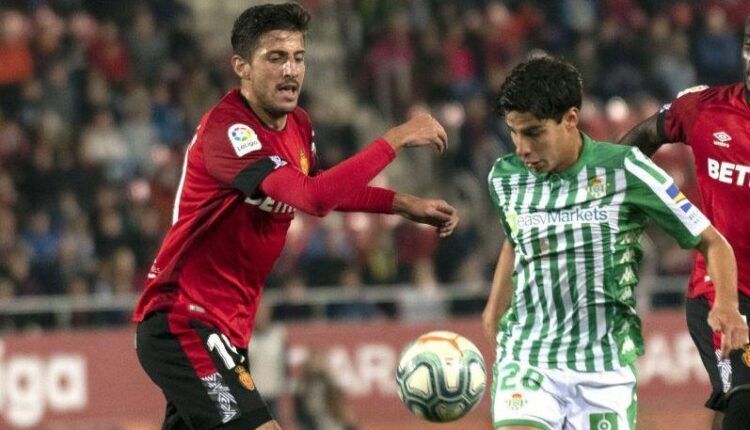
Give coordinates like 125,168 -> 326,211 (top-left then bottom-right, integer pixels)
713,131 -> 732,148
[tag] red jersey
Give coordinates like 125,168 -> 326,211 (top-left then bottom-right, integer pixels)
133,89 -> 316,346
660,83 -> 750,300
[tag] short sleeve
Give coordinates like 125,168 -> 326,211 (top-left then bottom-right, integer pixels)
623,148 -> 710,248
659,85 -> 709,144
201,110 -> 288,193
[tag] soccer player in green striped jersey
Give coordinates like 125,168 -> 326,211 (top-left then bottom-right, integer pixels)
483,57 -> 749,430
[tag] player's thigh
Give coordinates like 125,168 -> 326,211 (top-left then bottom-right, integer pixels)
685,296 -> 750,411
136,312 -> 273,430
564,365 -> 637,430
492,358 -> 562,430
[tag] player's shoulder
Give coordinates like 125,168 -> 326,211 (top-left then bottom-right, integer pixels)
198,90 -> 268,156
671,83 -> 742,106
204,89 -> 260,128
581,136 -> 633,168
488,153 -> 525,180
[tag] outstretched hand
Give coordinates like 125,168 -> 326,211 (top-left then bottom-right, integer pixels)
708,304 -> 749,359
393,193 -> 459,238
382,113 -> 448,154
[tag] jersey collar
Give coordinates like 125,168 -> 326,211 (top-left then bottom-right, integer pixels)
531,132 -> 591,180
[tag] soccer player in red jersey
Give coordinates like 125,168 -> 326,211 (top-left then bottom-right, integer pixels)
133,4 -> 459,430
619,17 -> 750,430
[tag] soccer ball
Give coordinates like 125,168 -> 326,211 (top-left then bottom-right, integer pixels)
396,330 -> 487,422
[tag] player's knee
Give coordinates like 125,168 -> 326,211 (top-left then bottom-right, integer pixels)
722,386 -> 750,430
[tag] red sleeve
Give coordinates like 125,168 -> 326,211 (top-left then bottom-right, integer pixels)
260,138 -> 396,216
202,110 -> 285,187
335,186 -> 395,213
660,86 -> 709,144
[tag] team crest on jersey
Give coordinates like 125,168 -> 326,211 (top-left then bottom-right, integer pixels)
743,345 -> 750,368
234,365 -> 256,391
505,393 -> 526,411
299,149 -> 309,175
587,176 -> 607,199
228,123 -> 262,157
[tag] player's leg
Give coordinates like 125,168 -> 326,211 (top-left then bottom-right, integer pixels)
722,385 -> 750,430
136,312 -> 275,430
491,358 -> 562,430
685,296 -> 731,430
161,401 -> 193,430
565,364 -> 637,430
712,412 -> 724,430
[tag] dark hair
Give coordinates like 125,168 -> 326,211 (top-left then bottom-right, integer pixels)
495,56 -> 583,122
231,3 -> 311,58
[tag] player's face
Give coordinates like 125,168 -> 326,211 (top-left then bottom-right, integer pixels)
744,19 -> 750,90
243,30 -> 306,118
506,109 -> 580,173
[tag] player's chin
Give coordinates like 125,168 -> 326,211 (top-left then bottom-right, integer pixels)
273,100 -> 298,114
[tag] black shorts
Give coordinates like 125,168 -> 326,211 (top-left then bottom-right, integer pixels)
686,294 -> 750,411
136,312 -> 273,430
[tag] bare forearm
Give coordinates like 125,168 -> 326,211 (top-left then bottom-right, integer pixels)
698,227 -> 738,308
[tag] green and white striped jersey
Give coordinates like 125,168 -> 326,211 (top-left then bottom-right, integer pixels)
488,133 -> 710,372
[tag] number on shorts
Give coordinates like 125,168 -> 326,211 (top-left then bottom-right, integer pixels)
206,333 -> 237,369
498,363 -> 544,391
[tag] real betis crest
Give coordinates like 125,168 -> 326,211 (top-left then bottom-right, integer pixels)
506,392 -> 526,411
587,176 -> 607,199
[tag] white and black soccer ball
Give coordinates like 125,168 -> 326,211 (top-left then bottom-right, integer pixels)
396,330 -> 486,422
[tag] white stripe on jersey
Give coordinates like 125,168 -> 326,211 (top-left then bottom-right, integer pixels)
172,131 -> 199,225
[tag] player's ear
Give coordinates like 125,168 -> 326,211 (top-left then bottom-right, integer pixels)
231,54 -> 252,80
563,107 -> 580,130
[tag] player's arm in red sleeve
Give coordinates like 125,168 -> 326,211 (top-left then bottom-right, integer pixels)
257,112 -> 448,217
618,85 -> 708,156
302,163 -> 395,213
257,138 -> 396,216
202,111 -> 398,214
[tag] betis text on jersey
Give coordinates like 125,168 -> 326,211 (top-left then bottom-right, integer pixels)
660,83 -> 750,301
488,134 -> 710,372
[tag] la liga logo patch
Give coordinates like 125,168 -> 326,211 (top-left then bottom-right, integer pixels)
228,123 -> 262,157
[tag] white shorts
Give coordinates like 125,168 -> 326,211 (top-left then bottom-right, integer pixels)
491,357 -> 637,430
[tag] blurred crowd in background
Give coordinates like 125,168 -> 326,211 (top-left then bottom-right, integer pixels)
0,0 -> 747,331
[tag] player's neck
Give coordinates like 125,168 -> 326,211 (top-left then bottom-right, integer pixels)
552,132 -> 583,173
240,88 -> 288,131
